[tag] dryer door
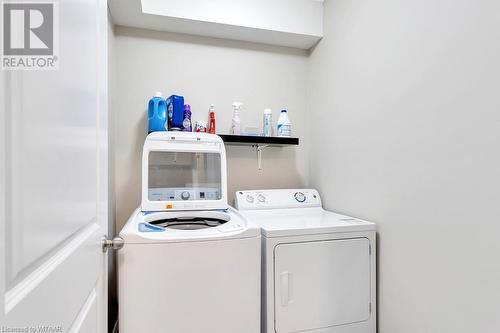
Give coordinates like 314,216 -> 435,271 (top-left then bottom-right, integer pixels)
274,238 -> 371,333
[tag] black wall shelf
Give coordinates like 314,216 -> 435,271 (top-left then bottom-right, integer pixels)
218,134 -> 299,147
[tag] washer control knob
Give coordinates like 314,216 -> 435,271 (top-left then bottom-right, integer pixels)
294,192 -> 306,203
181,191 -> 190,200
257,194 -> 266,203
246,195 -> 255,203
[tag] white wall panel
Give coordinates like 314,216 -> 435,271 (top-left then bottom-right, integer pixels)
112,27 -> 309,230
308,0 -> 500,332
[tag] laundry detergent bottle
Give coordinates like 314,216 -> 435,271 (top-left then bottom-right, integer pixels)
148,92 -> 167,133
182,104 -> 192,132
277,109 -> 292,137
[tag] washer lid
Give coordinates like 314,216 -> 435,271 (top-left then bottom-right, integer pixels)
120,208 -> 260,243
141,132 -> 228,212
239,207 -> 375,238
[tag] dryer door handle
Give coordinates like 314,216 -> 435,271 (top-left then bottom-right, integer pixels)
280,271 -> 292,306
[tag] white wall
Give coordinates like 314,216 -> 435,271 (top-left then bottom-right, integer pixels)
112,26 -> 308,230
308,0 -> 500,332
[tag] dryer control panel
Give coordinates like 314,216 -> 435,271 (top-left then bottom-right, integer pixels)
235,189 -> 322,210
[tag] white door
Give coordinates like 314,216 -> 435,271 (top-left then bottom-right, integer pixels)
0,0 -> 108,332
274,238 -> 372,333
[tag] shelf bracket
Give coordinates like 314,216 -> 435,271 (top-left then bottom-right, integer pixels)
252,144 -> 269,170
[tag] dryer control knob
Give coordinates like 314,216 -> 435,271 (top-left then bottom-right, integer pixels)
246,195 -> 255,203
181,191 -> 190,200
294,192 -> 306,203
257,194 -> 266,203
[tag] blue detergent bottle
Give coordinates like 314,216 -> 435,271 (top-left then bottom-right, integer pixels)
148,92 -> 167,133
165,94 -> 185,131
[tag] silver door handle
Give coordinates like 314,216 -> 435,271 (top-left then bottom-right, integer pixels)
102,236 -> 124,252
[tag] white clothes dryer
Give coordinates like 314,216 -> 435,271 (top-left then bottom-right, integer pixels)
236,189 -> 376,333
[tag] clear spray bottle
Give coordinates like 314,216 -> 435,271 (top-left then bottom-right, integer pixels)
231,102 -> 243,135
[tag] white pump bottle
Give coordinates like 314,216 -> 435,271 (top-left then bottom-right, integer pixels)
231,102 -> 243,135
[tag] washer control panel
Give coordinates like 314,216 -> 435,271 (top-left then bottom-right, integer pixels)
235,189 -> 321,210
149,187 -> 220,201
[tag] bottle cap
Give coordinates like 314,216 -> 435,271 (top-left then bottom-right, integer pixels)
184,104 -> 191,111
154,91 -> 163,98
264,108 -> 272,114
232,102 -> 243,110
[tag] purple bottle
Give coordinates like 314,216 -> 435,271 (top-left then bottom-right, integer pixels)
182,104 -> 192,132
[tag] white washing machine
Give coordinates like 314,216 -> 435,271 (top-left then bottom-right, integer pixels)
118,132 -> 261,333
236,189 -> 376,333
